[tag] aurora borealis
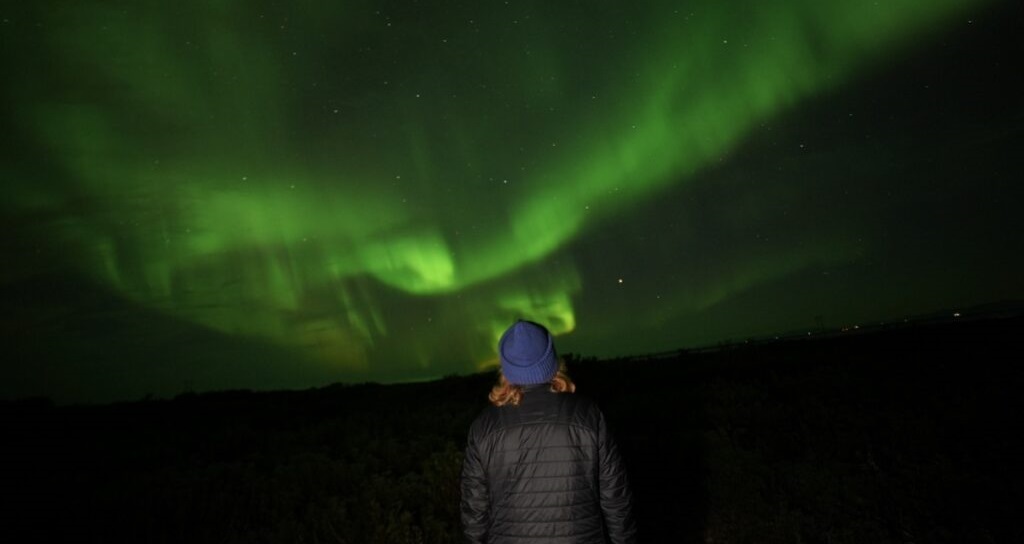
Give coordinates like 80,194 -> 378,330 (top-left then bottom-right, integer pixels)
2,0 -> 1022,403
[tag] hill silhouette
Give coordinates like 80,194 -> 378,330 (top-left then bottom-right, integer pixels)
2,314 -> 1021,542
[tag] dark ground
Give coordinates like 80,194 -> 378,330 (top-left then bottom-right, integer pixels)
2,315 -> 1021,543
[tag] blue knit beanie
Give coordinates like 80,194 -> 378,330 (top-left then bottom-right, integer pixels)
498,320 -> 558,385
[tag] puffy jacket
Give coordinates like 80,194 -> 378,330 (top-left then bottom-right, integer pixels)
460,385 -> 637,544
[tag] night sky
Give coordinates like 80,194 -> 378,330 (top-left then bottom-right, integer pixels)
2,0 -> 1021,403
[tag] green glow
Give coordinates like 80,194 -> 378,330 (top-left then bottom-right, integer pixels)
2,0 -> 1002,396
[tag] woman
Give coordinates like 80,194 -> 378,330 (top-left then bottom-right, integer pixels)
460,320 -> 638,543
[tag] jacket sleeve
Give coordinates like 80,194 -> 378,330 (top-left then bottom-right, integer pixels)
460,426 -> 490,544
598,410 -> 638,544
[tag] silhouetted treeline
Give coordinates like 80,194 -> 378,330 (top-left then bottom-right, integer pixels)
2,316 -> 1021,543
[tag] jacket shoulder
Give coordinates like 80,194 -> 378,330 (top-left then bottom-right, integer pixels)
469,392 -> 603,440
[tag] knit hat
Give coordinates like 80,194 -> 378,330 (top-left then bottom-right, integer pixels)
498,320 -> 558,385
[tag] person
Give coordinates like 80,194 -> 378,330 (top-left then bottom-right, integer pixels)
460,320 -> 638,544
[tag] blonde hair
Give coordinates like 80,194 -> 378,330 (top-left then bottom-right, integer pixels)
488,360 -> 576,407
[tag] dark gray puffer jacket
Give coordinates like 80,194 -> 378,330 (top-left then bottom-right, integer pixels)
460,385 -> 637,544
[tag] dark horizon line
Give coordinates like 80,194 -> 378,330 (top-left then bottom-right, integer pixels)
4,298 -> 1022,409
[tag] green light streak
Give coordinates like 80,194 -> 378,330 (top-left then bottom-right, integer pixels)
3,0 -> 991,379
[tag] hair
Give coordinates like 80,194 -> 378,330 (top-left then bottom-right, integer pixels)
488,360 -> 576,407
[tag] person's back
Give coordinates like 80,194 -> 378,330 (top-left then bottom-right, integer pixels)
461,321 -> 637,544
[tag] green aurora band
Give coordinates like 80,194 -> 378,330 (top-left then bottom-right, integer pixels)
1,0 -> 1003,397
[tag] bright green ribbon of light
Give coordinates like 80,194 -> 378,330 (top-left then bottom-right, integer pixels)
3,0 -> 989,375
